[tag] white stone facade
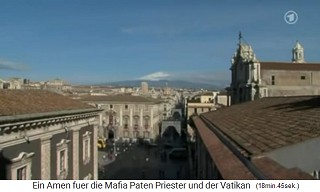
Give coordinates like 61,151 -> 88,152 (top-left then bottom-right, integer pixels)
88,101 -> 164,141
230,41 -> 320,104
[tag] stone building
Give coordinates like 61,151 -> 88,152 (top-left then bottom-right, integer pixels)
0,78 -> 25,90
230,39 -> 320,104
81,95 -> 164,142
186,92 -> 218,118
42,79 -> 72,94
190,96 -> 319,179
186,91 -> 230,143
0,90 -> 102,180
186,91 -> 230,120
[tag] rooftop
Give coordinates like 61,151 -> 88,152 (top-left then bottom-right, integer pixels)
260,62 -> 320,71
201,96 -> 320,157
0,90 -> 94,117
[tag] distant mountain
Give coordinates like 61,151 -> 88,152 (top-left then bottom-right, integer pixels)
99,80 -> 222,90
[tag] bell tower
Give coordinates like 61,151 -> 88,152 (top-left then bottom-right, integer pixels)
292,41 -> 305,63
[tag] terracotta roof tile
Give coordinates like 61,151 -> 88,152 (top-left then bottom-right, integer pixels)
193,116 -> 256,180
201,96 -> 320,156
193,114 -> 314,180
260,62 -> 320,71
0,90 -> 94,116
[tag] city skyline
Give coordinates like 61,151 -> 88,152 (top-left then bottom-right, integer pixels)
0,0 -> 320,85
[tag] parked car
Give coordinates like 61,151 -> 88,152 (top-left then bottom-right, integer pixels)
97,138 -> 107,149
147,142 -> 158,147
168,148 -> 188,159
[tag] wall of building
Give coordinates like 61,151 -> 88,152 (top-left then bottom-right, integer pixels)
266,137 -> 320,175
217,95 -> 230,106
97,102 -> 163,141
78,125 -> 94,180
0,113 -> 99,180
200,95 -> 214,103
265,85 -> 320,97
194,133 -> 221,179
50,131 -> 74,180
1,139 -> 42,179
261,70 -> 320,86
187,104 -> 215,118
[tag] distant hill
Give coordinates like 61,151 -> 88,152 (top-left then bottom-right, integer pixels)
99,80 -> 222,90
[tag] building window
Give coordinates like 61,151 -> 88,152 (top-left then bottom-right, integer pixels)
59,150 -> 66,172
109,115 -> 113,125
84,140 -> 89,161
123,116 -> 129,129
56,139 -> 70,179
133,131 -> 139,138
83,131 -> 92,165
271,75 -> 275,85
110,104 -> 113,109
134,116 -> 139,129
263,88 -> 268,97
17,166 -> 27,180
9,152 -> 34,180
144,116 -> 150,129
125,105 -> 128,110
301,76 -> 306,80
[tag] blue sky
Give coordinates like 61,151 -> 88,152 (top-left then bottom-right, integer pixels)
0,0 -> 319,86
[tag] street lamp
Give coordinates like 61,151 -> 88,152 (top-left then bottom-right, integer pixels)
113,142 -> 117,157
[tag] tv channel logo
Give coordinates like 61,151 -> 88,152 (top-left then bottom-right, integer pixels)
284,10 -> 298,24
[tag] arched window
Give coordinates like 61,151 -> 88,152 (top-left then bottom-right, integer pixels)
133,116 -> 139,129
143,116 -> 150,129
123,115 -> 129,129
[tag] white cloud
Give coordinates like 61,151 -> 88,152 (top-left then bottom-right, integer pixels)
0,58 -> 27,71
139,71 -> 171,81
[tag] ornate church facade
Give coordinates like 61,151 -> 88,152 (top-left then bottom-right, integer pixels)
230,38 -> 320,104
